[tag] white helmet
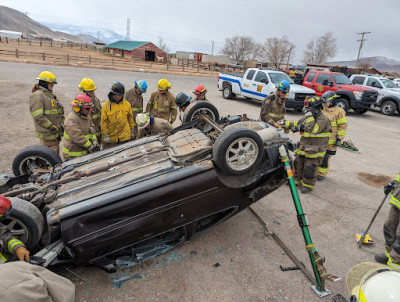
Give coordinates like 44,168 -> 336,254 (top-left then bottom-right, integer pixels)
135,113 -> 150,129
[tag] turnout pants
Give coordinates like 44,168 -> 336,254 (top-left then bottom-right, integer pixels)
40,138 -> 60,155
294,155 -> 320,190
383,204 -> 400,267
317,147 -> 336,177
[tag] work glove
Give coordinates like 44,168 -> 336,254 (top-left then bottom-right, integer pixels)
334,139 -> 341,146
384,182 -> 395,195
103,134 -> 111,144
49,125 -> 59,134
15,246 -> 30,262
291,124 -> 304,133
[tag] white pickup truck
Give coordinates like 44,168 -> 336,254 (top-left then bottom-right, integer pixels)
217,68 -> 315,110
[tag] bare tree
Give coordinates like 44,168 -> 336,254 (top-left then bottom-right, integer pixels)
264,36 -> 295,68
303,32 -> 337,64
157,37 -> 170,53
358,58 -> 372,74
221,36 -> 262,62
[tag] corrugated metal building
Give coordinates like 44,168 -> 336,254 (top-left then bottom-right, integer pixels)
104,41 -> 167,61
0,30 -> 22,39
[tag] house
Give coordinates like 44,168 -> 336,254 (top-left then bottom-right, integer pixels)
0,30 -> 22,39
104,41 -> 167,62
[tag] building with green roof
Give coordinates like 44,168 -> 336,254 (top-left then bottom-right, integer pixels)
104,40 -> 167,61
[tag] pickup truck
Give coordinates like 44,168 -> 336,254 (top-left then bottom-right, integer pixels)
217,68 -> 315,111
228,62 -> 244,69
302,70 -> 378,114
350,74 -> 400,116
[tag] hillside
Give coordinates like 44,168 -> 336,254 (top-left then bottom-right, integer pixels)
329,56 -> 400,73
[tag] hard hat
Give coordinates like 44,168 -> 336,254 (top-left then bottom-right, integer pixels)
78,77 -> 97,92
275,80 -> 290,93
322,91 -> 338,103
135,113 -> 150,129
135,80 -> 147,93
175,92 -> 192,108
0,195 -> 12,218
36,71 -> 57,84
305,96 -> 324,109
110,82 -> 125,96
157,78 -> 171,90
70,93 -> 94,109
194,84 -> 207,95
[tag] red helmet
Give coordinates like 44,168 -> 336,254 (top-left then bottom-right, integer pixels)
71,93 -> 94,109
194,84 -> 207,95
0,195 -> 12,218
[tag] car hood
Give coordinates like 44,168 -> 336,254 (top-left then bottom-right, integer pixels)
336,84 -> 374,92
290,84 -> 315,94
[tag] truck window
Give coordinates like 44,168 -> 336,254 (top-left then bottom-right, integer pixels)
366,77 -> 382,88
246,70 -> 256,80
352,76 -> 365,85
306,72 -> 316,82
316,73 -> 332,84
254,71 -> 267,83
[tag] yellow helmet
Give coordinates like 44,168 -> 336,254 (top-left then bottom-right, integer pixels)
78,77 -> 97,92
36,71 -> 57,84
157,78 -> 171,90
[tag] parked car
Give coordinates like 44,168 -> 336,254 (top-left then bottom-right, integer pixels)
302,70 -> 378,113
350,74 -> 400,115
228,62 -> 244,69
218,68 -> 315,111
0,102 -> 295,272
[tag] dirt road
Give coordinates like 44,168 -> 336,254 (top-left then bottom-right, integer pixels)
1,61 -> 399,301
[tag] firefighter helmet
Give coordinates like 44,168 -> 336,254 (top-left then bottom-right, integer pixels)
194,84 -> 207,95
70,94 -> 94,109
135,80 -> 147,93
78,78 -> 97,92
110,82 -> 125,95
305,96 -> 324,109
36,71 -> 57,84
322,91 -> 338,103
275,80 -> 290,93
175,92 -> 192,108
0,195 -> 12,219
157,78 -> 171,90
135,113 -> 150,129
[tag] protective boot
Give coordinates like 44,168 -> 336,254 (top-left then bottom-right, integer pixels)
375,253 -> 389,264
317,175 -> 324,181
301,187 -> 312,194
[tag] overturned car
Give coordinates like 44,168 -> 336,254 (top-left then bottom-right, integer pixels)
1,101 -> 295,272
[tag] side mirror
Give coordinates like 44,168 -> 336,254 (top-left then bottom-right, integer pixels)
260,78 -> 269,84
371,81 -> 377,87
322,79 -> 329,85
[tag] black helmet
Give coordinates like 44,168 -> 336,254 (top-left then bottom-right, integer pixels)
175,92 -> 192,108
322,91 -> 338,103
110,82 -> 125,96
306,96 -> 324,109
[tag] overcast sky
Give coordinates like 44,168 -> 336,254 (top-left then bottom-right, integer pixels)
1,0 -> 399,63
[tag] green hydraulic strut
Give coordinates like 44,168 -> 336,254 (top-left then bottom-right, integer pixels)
278,146 -> 339,297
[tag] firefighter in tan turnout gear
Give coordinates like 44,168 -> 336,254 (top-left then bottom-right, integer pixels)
29,71 -> 64,154
125,80 -> 147,119
317,91 -> 348,181
0,195 -> 30,264
78,77 -> 102,142
135,113 -> 173,139
293,97 -> 332,194
146,79 -> 177,123
62,94 -> 99,160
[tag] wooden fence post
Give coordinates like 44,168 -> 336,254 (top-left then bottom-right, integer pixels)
187,60 -> 189,67
61,43 -> 63,48
167,62 -> 169,70
40,41 -> 42,46
50,41 -> 52,47
150,61 -> 152,69
66,54 -> 69,65
29,40 -> 31,46
17,38 -> 20,44
197,64 -> 200,73
112,58 -> 114,66
6,37 -> 8,43
131,57 -> 134,71
42,53 -> 45,61
88,55 -> 91,64
15,49 -> 19,58
182,60 -> 185,71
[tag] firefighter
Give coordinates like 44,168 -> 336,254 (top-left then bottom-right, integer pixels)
0,195 -> 30,264
125,80 -> 147,119
101,82 -> 134,148
135,113 -> 173,139
78,77 -> 102,143
317,91 -> 348,181
260,80 -> 293,133
293,97 -> 332,194
193,84 -> 208,101
375,171 -> 400,267
146,79 -> 177,124
62,94 -> 99,160
29,71 -> 64,154
175,92 -> 192,122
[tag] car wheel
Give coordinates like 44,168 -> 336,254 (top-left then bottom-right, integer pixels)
182,101 -> 220,133
213,126 -> 264,176
380,100 -> 397,116
222,84 -> 234,99
354,108 -> 368,114
12,145 -> 62,176
335,98 -> 350,113
1,198 -> 44,250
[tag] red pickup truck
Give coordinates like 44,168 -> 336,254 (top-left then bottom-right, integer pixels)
302,70 -> 378,113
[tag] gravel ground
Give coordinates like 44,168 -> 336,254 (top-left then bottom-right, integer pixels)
1,61 -> 399,302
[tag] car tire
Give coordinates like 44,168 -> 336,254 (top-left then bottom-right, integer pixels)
2,198 -> 44,250
182,101 -> 219,124
354,108 -> 368,114
380,100 -> 397,116
222,84 -> 234,99
12,145 -> 62,176
335,98 -> 350,113
213,126 -> 264,176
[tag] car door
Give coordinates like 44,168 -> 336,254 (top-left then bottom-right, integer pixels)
314,73 -> 334,96
241,70 -> 269,100
302,71 -> 317,90
366,77 -> 384,102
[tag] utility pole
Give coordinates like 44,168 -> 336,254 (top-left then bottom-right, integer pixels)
211,40 -> 214,56
355,32 -> 371,68
126,18 -> 130,41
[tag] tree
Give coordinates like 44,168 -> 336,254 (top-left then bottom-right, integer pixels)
303,32 -> 337,64
264,36 -> 295,68
221,36 -> 263,62
358,58 -> 372,74
157,37 -> 170,54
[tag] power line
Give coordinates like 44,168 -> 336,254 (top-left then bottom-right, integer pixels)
355,32 -> 371,68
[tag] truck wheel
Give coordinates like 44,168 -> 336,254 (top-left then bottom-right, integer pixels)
222,84 -> 234,99
1,198 -> 44,250
354,108 -> 368,114
380,100 -> 397,116
182,101 -> 220,133
335,98 -> 349,113
213,126 -> 264,176
12,145 -> 62,176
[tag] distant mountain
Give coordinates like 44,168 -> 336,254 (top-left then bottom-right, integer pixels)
76,34 -> 101,44
0,5 -> 84,43
329,56 -> 400,73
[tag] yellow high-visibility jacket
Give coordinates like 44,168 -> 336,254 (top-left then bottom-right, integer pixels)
101,99 -> 134,143
321,106 -> 347,151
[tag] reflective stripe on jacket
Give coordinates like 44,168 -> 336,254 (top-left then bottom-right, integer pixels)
146,90 -> 177,122
390,172 -> 400,209
259,92 -> 285,125
125,88 -> 144,118
101,99 -> 134,143
321,106 -> 348,149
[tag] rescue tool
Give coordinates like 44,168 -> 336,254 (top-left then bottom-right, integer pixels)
338,139 -> 360,153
